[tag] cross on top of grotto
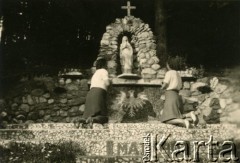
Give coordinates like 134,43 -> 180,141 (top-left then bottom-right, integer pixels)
121,1 -> 136,16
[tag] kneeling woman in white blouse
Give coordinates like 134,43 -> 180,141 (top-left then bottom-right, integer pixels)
82,58 -> 110,126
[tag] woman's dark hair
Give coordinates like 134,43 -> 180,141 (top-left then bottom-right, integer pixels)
166,56 -> 186,70
96,58 -> 107,69
166,59 -> 178,70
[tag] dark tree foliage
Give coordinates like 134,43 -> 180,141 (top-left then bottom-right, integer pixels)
1,0 -> 154,76
165,0 -> 240,67
0,0 -> 239,78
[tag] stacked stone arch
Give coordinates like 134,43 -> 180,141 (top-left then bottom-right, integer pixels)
95,16 -> 161,79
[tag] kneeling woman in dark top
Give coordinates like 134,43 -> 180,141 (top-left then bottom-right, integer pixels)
75,58 -> 110,128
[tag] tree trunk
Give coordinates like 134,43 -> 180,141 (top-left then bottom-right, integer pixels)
0,16 -> 3,44
154,0 -> 167,66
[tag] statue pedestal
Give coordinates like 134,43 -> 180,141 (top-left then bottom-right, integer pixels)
117,73 -> 141,79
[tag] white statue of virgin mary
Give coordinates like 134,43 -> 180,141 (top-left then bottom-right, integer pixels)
120,36 -> 133,74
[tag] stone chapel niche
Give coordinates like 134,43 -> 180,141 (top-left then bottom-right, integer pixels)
117,32 -> 139,76
95,16 -> 162,80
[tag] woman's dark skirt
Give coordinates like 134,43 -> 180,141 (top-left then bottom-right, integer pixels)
83,87 -> 108,119
160,90 -> 184,122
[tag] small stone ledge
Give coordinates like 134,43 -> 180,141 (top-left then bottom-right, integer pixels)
88,78 -> 163,86
111,78 -> 163,85
88,76 -> 196,86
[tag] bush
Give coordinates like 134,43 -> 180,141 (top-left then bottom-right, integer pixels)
0,141 -> 85,163
189,65 -> 205,78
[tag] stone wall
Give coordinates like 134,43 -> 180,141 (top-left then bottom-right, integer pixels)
179,77 -> 240,126
0,75 -> 240,127
0,76 -> 89,127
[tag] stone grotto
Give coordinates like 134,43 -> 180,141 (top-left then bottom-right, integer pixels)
0,2 -> 240,162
